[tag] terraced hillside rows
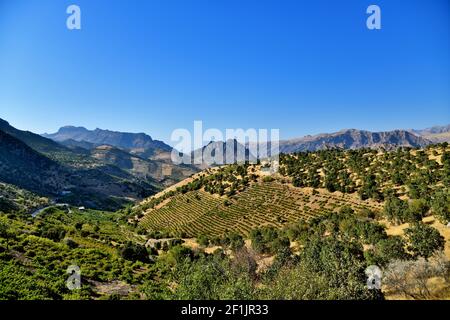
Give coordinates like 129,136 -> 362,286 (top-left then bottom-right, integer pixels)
138,145 -> 448,238
139,181 -> 383,237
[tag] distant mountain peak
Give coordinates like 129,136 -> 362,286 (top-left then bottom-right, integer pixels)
43,125 -> 171,155
57,125 -> 89,132
278,128 -> 432,154
61,125 -> 87,129
0,118 -> 10,126
411,124 -> 450,143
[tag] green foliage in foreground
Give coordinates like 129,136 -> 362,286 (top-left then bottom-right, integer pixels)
2,201 -> 447,300
262,237 -> 383,300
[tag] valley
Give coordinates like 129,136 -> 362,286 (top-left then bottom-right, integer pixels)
1,0 -> 449,305
1,119 -> 449,300
0,118 -> 198,210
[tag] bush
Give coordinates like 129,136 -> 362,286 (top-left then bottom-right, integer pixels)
166,245 -> 193,264
250,229 -> 266,254
431,189 -> 450,224
365,236 -> 410,267
119,242 -> 150,263
383,197 -> 409,225
405,223 -> 445,259
407,199 -> 429,222
63,238 -> 79,249
263,237 -> 384,300
173,256 -> 255,300
272,236 -> 290,254
355,221 -> 387,245
358,208 -> 376,220
384,253 -> 450,299
228,233 -> 244,251
197,235 -> 210,247
40,227 -> 66,242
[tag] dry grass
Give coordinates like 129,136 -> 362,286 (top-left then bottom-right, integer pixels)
382,216 -> 450,300
383,216 -> 450,259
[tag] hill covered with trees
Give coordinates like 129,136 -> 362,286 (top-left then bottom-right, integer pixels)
1,143 -> 449,300
135,143 -> 450,237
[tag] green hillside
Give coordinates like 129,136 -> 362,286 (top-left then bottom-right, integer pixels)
139,182 -> 382,237
136,144 -> 449,238
0,182 -> 49,214
1,144 -> 449,300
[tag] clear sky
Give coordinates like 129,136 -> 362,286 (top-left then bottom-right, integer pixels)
0,0 -> 449,144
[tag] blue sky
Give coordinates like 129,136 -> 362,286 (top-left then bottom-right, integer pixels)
0,0 -> 449,144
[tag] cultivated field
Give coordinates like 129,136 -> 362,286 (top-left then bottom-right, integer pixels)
140,181 -> 383,237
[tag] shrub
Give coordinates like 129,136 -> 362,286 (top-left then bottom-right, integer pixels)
263,237 -> 384,300
228,233 -> 245,251
405,223 -> 445,259
365,236 -> 410,267
63,238 -> 78,249
166,245 -> 193,264
40,227 -> 66,242
197,235 -> 210,247
384,253 -> 449,299
119,242 -> 150,263
431,189 -> 450,224
407,199 -> 429,222
383,197 -> 409,225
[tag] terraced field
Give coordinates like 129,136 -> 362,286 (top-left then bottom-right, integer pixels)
139,181 -> 383,237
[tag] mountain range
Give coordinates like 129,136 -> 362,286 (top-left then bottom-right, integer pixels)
43,126 -> 172,158
43,123 -> 450,162
185,127 -> 446,166
42,125 -> 198,184
278,128 -> 434,153
190,139 -> 257,169
0,126 -> 156,210
0,119 -> 198,209
1,117 -> 449,210
410,124 -> 450,143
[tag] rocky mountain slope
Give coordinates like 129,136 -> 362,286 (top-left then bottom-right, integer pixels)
197,129 -> 433,162
43,126 -> 172,158
0,120 -> 159,209
190,139 -> 257,169
278,129 -> 432,154
411,124 -> 450,143
43,124 -> 198,185
0,129 -> 67,195
91,145 -> 197,187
